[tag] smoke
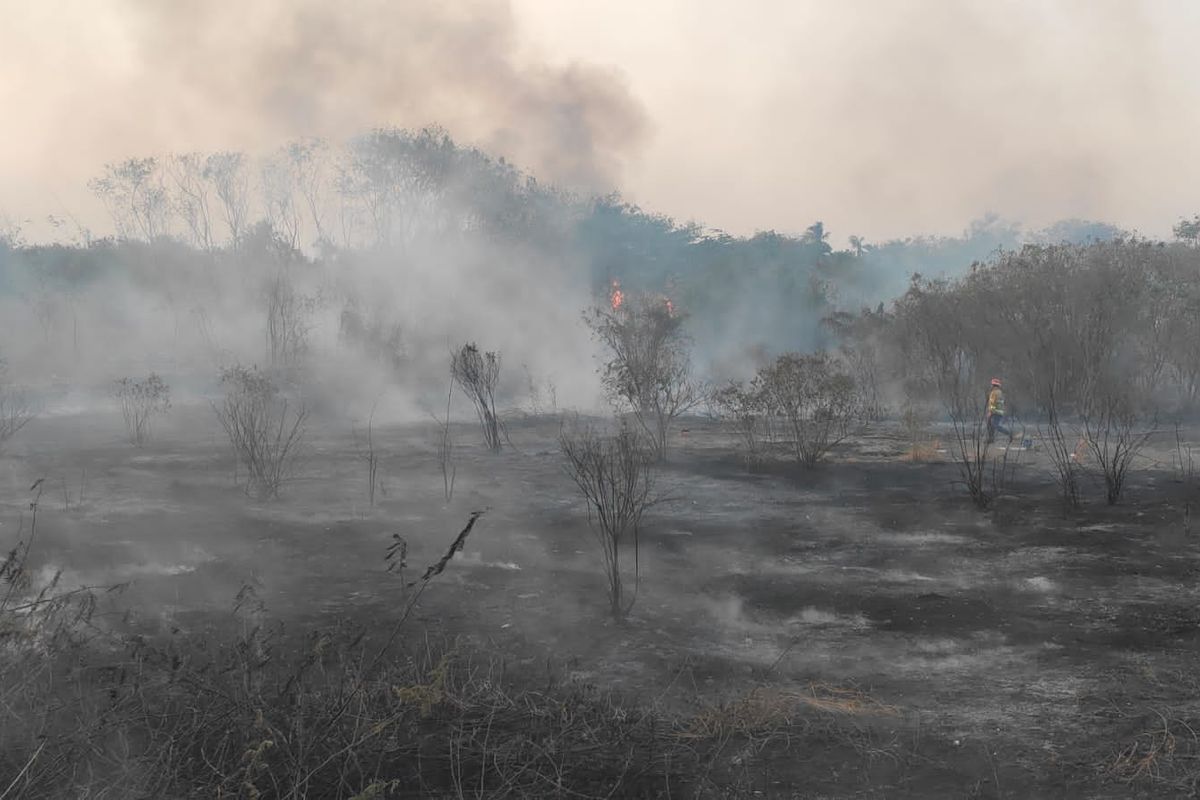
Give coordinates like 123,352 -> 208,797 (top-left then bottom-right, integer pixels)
7,1 -> 1199,243
524,0 -> 1200,241
0,0 -> 648,237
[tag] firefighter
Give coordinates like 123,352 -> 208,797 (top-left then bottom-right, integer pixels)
985,377 -> 1013,444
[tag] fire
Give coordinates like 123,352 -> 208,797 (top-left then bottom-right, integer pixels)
610,279 -> 624,312
664,297 -> 675,317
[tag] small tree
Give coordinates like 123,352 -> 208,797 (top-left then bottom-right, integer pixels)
88,157 -> 168,241
560,421 -> 655,619
585,294 -> 701,459
205,151 -> 251,246
115,374 -> 171,447
757,353 -> 862,468
822,306 -> 891,421
213,366 -> 307,499
450,343 -> 501,451
354,401 -> 381,507
895,280 -> 997,507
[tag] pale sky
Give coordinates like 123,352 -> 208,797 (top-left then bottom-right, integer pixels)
3,0 -> 1199,244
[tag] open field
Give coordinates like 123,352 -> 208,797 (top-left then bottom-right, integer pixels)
4,404 -> 1199,798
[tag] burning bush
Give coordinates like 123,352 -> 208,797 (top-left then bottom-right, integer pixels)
115,373 -> 171,447
584,293 -> 701,459
213,365 -> 307,499
560,420 -> 656,618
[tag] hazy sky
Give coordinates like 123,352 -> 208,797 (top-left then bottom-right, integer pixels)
3,0 -> 1199,244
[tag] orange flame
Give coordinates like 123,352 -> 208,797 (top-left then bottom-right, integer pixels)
610,279 -> 624,312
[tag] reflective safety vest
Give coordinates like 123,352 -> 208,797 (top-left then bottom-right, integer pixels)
988,387 -> 1005,416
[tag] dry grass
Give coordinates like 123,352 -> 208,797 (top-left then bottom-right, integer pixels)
799,682 -> 901,718
681,687 -> 805,740
901,437 -> 943,463
1105,710 -> 1200,791
683,683 -> 899,740
1,507 -> 718,799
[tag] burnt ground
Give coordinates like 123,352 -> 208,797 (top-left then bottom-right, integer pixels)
4,407 -> 1200,798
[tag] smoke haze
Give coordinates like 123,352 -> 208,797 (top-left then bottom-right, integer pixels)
5,1 -> 1200,242
505,0 -> 1200,241
0,0 -> 647,240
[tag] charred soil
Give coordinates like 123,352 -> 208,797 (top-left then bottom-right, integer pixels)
2,410 -> 1200,798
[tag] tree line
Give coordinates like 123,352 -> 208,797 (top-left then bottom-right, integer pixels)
0,126 -> 1152,376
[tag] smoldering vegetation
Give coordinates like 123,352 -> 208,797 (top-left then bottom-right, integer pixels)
3,129 -> 1200,798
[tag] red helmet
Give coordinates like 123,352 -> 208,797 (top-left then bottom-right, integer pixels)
990,377 -> 1002,387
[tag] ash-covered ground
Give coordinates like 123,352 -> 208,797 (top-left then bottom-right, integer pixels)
5,401 -> 1198,798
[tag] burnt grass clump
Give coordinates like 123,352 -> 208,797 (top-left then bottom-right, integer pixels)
0,603 -> 920,798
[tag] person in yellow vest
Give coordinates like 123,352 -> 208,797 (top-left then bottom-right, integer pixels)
985,377 -> 1013,444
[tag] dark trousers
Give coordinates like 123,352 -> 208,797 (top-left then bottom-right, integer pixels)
986,414 -> 1013,443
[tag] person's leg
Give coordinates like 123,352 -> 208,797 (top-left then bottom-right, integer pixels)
986,415 -> 995,444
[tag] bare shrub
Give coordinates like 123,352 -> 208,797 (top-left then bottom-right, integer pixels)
0,365 -> 34,452
1174,422 -> 1196,484
1082,386 -> 1156,505
560,420 -> 655,618
823,306 -> 891,421
58,468 -> 87,513
265,268 -> 317,367
431,381 -> 457,502
213,365 -> 307,499
522,363 -> 558,417
986,420 -> 1027,500
585,293 -> 701,459
115,373 -> 171,446
757,353 -> 863,468
945,379 -> 993,506
710,379 -> 777,470
451,343 -> 501,451
1041,411 -> 1083,509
